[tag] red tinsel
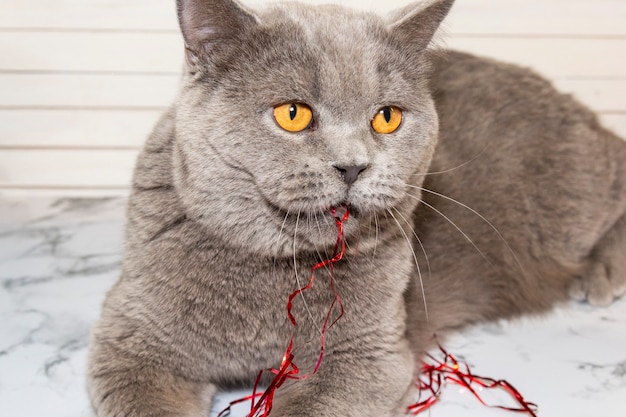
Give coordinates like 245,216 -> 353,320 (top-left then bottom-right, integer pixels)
408,344 -> 538,416
218,207 -> 349,417
219,207 -> 538,417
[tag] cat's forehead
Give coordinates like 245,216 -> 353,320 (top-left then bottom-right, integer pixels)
252,4 -> 411,108
264,4 -> 387,57
280,6 -> 382,38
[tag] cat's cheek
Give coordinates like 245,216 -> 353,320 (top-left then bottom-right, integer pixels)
394,122 -> 439,178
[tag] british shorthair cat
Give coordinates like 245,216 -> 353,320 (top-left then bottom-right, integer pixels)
87,0 -> 626,415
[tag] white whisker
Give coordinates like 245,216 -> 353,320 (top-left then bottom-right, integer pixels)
312,210 -> 332,284
392,207 -> 431,281
373,213 -> 380,258
387,208 -> 429,323
408,145 -> 489,177
293,210 -> 319,334
407,184 -> 523,272
407,194 -> 492,265
273,210 -> 291,271
382,210 -> 399,241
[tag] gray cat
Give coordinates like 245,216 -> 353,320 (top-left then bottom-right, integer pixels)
87,0 -> 626,416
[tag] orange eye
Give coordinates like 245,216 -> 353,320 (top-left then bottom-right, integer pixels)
371,106 -> 402,134
273,103 -> 313,132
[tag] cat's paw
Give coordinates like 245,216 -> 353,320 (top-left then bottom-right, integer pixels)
569,262 -> 626,306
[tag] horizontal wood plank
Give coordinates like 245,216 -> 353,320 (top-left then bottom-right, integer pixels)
0,32 -> 184,73
443,38 -> 626,79
0,187 -> 130,198
1,0 -> 625,36
0,149 -> 138,187
0,73 -> 179,108
0,0 -> 177,31
442,0 -> 626,36
0,109 -> 161,147
1,73 -> 623,113
2,32 -> 625,79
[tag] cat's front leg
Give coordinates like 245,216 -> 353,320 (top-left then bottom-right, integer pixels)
87,336 -> 216,417
268,338 -> 416,417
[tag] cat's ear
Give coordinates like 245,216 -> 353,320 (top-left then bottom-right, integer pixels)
176,0 -> 258,72
389,0 -> 454,50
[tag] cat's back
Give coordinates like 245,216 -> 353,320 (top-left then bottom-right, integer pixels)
426,49 -> 626,212
428,49 -> 609,147
416,50 -> 626,312
425,49 -> 626,200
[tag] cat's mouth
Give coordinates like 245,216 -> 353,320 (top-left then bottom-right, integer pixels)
330,205 -> 350,220
261,196 -> 364,239
326,203 -> 365,221
263,198 -> 355,221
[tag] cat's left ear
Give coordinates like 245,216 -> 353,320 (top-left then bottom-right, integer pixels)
176,0 -> 258,72
389,0 -> 455,50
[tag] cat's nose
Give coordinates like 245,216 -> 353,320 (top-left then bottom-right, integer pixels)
333,164 -> 368,186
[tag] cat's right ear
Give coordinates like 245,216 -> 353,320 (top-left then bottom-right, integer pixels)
389,0 -> 455,50
176,0 -> 258,73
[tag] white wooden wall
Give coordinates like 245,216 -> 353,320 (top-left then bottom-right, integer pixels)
1,0 -> 625,197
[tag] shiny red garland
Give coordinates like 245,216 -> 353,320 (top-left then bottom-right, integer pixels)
409,344 -> 538,416
218,207 -> 349,417
219,208 -> 538,417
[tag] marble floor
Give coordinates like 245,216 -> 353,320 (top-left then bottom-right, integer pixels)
1,197 -> 625,417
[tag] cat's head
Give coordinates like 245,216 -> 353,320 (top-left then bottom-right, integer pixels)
172,0 -> 453,256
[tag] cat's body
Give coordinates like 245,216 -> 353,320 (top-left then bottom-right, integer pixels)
87,1 -> 626,416
415,50 -> 626,332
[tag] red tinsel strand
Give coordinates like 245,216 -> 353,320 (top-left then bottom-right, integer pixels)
218,208 -> 349,417
408,344 -> 538,416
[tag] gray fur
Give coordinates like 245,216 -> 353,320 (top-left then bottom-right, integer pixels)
87,0 -> 626,416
